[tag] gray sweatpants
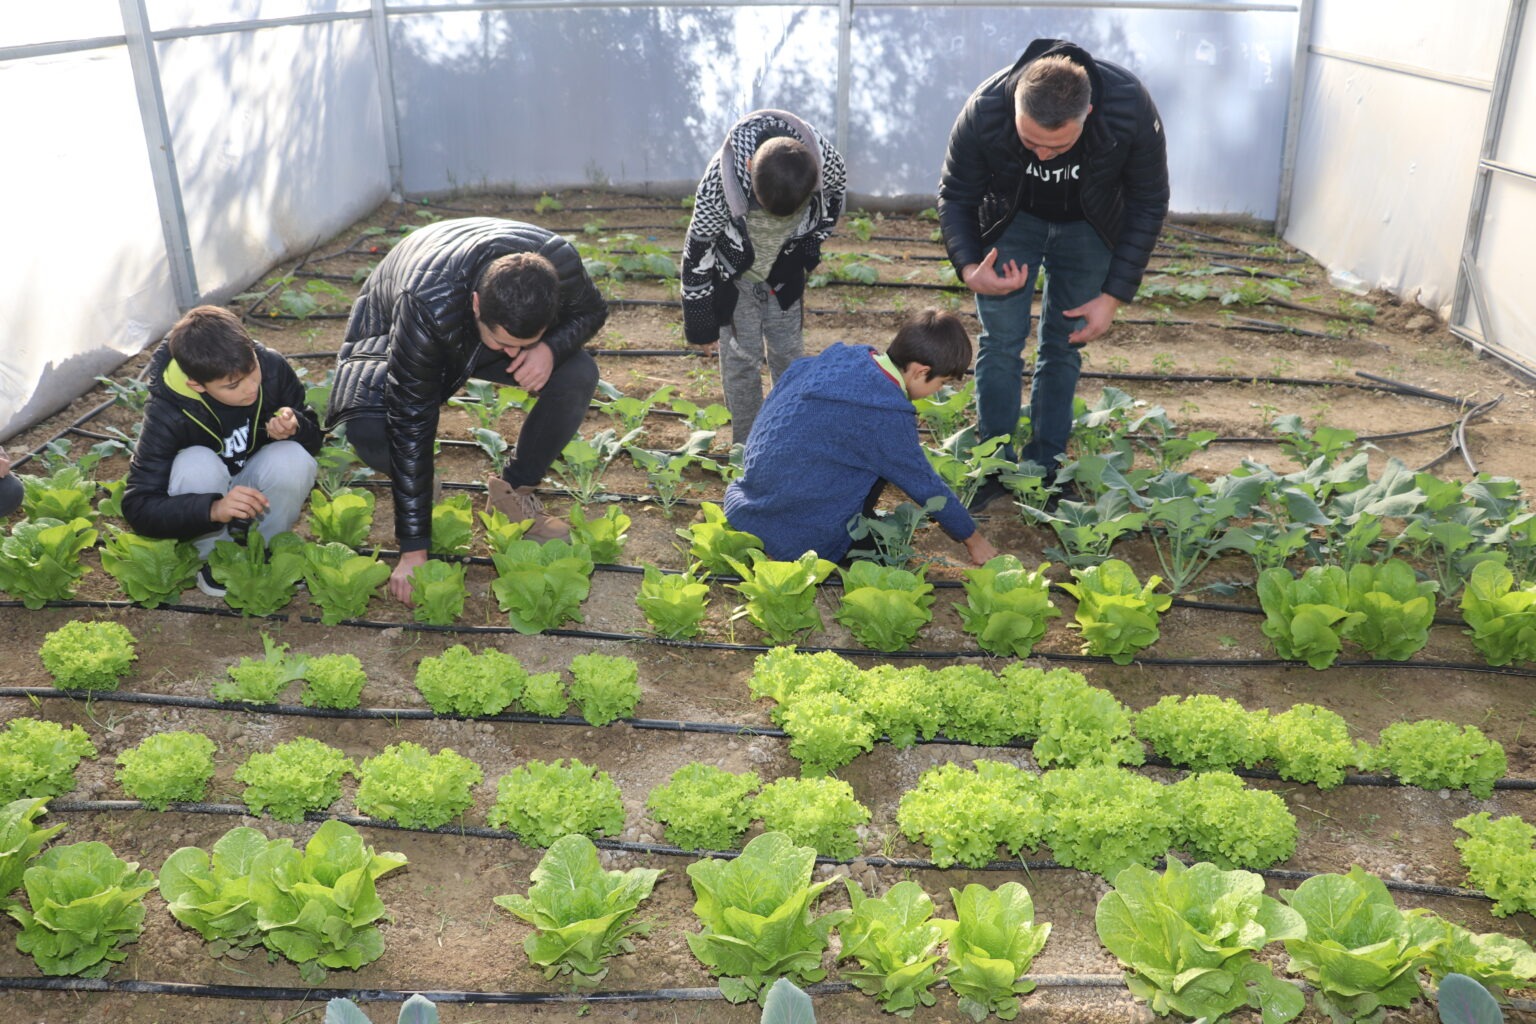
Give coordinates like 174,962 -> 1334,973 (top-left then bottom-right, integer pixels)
169,441 -> 317,556
719,278 -> 804,445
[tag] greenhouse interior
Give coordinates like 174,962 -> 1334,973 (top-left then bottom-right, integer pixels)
3,1 -> 1536,1023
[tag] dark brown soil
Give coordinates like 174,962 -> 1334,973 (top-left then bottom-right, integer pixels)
3,192 -> 1535,1024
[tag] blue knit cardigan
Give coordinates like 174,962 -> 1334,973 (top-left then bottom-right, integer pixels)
723,343 -> 976,562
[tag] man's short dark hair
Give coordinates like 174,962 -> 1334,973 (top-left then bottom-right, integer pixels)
476,253 -> 560,337
751,136 -> 817,217
1016,55 -> 1092,129
888,308 -> 972,381
167,305 -> 257,384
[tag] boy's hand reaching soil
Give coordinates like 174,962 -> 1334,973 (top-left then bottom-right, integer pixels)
964,532 -> 999,565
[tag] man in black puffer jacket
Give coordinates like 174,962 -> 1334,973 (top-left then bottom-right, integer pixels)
327,217 -> 607,603
939,39 -> 1169,510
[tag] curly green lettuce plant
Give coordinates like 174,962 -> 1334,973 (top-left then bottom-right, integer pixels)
645,764 -> 760,852
488,758 -> 624,847
234,736 -> 354,823
114,731 -> 216,810
414,645 -> 526,716
1168,771 -> 1298,870
567,653 -> 640,726
897,761 -> 1041,869
355,742 -> 482,829
1136,694 -> 1270,772
39,620 -> 137,691
752,776 -> 870,860
213,632 -> 309,704
1263,704 -> 1358,789
1039,765 -> 1174,879
493,833 -> 660,983
1453,812 -> 1536,919
0,718 -> 97,803
519,671 -> 570,718
300,653 -> 368,710
1359,720 -> 1507,798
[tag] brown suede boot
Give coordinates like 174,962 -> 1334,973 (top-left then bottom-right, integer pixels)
486,477 -> 569,542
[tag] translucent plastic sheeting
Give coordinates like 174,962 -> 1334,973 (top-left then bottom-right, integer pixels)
1464,176 -> 1536,367
846,6 -> 1296,212
1282,0 -> 1502,315
0,48 -> 180,435
146,0 -> 369,32
156,19 -> 390,297
388,5 -> 838,194
0,0 -> 122,47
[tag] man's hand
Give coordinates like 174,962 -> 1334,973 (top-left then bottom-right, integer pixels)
963,532 -> 1000,565
694,341 -> 719,357
210,485 -> 269,523
390,548 -> 429,604
504,341 -> 554,392
265,406 -> 299,440
0,445 -> 11,477
1064,293 -> 1123,346
962,248 -> 1031,296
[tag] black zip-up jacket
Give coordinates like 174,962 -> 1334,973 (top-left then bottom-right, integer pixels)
938,39 -> 1170,303
325,218 -> 608,549
122,341 -> 323,540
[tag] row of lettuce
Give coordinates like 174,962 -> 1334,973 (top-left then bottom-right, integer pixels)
6,492 -> 1536,669
2,799 -> 1532,1024
31,623 -> 1522,797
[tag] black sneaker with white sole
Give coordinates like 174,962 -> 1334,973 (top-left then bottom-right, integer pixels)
196,564 -> 226,598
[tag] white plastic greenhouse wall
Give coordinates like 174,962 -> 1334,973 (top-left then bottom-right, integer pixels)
1,0 -> 1531,439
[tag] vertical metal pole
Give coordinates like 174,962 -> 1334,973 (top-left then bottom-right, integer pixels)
1273,0 -> 1314,236
370,0 -> 405,194
1451,0 -> 1527,337
119,0 -> 199,310
836,0 -> 853,155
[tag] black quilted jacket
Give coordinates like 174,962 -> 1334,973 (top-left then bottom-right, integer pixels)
122,340 -> 323,540
938,39 -> 1170,303
326,218 -> 607,549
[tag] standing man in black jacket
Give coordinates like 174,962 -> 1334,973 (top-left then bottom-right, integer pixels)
939,39 -> 1169,510
327,217 -> 608,603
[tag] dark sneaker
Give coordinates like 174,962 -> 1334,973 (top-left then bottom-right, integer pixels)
196,564 -> 226,598
966,476 -> 1013,514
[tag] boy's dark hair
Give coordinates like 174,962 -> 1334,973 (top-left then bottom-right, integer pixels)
476,253 -> 560,337
751,136 -> 817,217
888,309 -> 972,381
1015,54 -> 1092,129
167,305 -> 257,384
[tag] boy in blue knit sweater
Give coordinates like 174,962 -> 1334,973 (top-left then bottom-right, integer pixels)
724,309 -> 999,565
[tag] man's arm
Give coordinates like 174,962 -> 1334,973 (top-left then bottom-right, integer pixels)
1101,88 -> 1170,304
537,235 -> 609,364
936,98 -> 995,280
382,292 -> 451,553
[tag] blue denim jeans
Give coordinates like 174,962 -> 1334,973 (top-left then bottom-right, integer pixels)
974,212 -> 1112,472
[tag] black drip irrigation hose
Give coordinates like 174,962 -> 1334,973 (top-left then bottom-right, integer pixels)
0,974 -> 1138,1004
7,598 -> 1536,679
11,689 -> 1536,793
39,801 -> 1500,905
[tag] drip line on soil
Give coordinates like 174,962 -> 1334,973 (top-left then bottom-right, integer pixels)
0,975 -> 1139,1004
6,598 -> 1534,679
10,688 -> 1535,792
40,801 -> 1499,905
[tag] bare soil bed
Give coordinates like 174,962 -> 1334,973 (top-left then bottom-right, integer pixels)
2,191 -> 1535,1024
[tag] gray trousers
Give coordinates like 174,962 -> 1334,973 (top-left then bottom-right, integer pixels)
719,278 -> 804,445
168,441 -> 317,556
